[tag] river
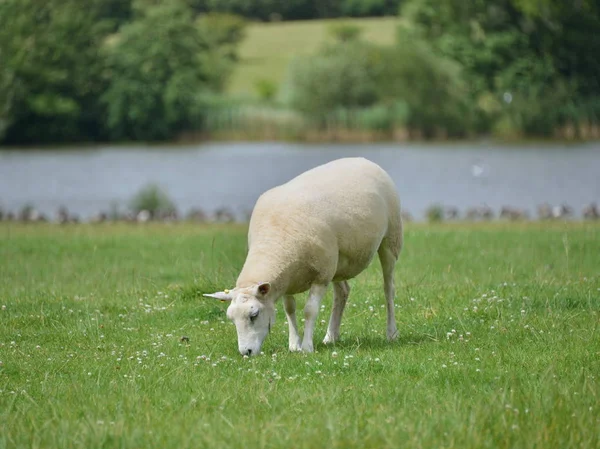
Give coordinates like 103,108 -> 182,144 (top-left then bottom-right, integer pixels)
1,141 -> 599,220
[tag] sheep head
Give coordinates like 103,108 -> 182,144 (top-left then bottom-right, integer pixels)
204,282 -> 274,356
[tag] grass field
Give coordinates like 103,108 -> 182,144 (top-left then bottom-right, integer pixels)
1,222 -> 599,448
227,17 -> 401,97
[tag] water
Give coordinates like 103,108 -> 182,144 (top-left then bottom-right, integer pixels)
1,141 -> 599,220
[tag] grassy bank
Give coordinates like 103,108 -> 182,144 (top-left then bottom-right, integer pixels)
1,223 -> 599,448
227,17 -> 401,97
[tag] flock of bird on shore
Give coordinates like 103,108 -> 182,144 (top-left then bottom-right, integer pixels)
1,202 -> 598,224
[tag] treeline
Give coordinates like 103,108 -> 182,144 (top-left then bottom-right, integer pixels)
279,0 -> 600,139
1,0 -> 599,145
401,0 -> 600,138
0,0 -> 246,144
188,0 -> 403,21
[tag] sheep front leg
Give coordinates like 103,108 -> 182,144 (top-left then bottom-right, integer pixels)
302,284 -> 328,352
323,281 -> 350,344
284,295 -> 302,351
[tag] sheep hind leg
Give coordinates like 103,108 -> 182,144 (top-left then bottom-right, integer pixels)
284,295 -> 302,352
323,280 -> 350,345
378,244 -> 399,341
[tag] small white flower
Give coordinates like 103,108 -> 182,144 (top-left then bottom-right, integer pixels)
442,364 -> 447,368
331,352 -> 338,358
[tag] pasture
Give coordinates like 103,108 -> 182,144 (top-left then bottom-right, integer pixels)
227,17 -> 401,97
0,222 -> 599,448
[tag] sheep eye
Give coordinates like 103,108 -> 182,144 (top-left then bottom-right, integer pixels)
249,309 -> 259,322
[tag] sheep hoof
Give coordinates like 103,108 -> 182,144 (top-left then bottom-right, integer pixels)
289,341 -> 302,352
322,333 -> 337,345
301,343 -> 314,353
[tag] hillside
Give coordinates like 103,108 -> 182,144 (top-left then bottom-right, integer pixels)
227,17 -> 401,97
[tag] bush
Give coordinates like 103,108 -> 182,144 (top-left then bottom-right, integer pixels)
354,102 -> 409,131
286,40 -> 382,118
327,23 -> 363,42
129,184 -> 176,218
286,28 -> 473,136
378,27 -> 473,136
426,204 -> 444,223
254,79 -> 278,102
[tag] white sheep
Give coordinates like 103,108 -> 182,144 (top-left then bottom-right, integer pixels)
204,157 -> 403,356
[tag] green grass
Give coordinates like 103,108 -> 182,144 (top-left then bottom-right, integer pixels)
1,222 -> 599,448
227,17 -> 401,97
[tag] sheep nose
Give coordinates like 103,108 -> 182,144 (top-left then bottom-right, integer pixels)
242,348 -> 252,356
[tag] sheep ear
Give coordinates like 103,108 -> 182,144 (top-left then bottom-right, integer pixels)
256,282 -> 270,297
203,291 -> 233,302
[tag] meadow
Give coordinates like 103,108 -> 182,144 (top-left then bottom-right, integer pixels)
0,222 -> 598,448
227,17 -> 401,97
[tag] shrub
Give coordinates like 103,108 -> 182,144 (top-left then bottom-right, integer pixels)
327,23 -> 363,42
254,79 -> 278,102
426,204 -> 444,223
378,27 -> 473,136
129,184 -> 177,218
286,40 -> 382,118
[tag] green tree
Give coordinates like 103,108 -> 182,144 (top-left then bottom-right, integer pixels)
102,1 -> 237,141
401,0 -> 600,135
379,28 -> 472,136
0,0 -> 114,144
287,40 -> 381,117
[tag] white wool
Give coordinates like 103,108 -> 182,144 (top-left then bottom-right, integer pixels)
238,157 -> 402,292
206,157 -> 403,355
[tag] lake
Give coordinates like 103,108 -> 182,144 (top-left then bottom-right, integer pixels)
1,141 -> 599,221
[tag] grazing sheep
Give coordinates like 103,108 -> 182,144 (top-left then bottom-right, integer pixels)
204,158 -> 403,356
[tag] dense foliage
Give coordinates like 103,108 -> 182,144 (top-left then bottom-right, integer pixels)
401,0 -> 600,136
1,0 -> 599,143
188,0 -> 402,21
284,0 -> 600,138
286,26 -> 473,136
0,0 -> 245,144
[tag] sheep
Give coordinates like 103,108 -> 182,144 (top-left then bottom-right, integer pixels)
204,157 -> 403,356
